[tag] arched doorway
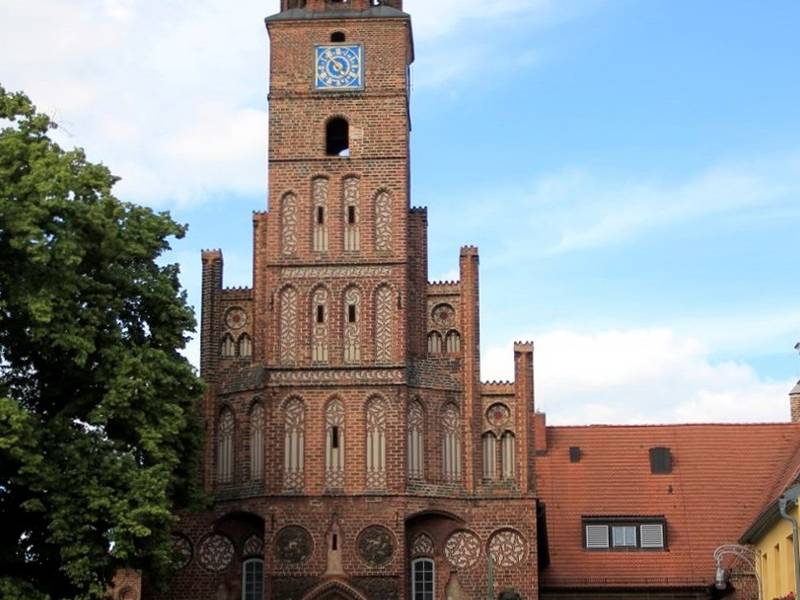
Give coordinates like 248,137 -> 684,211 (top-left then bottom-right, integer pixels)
301,579 -> 367,600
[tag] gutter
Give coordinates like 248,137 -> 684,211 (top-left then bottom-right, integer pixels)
779,484 -> 800,596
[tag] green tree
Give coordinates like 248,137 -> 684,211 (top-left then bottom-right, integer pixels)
0,87 -> 204,599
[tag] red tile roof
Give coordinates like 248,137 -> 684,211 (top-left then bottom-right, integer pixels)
536,421 -> 800,589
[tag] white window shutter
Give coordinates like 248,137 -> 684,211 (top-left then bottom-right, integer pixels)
585,525 -> 609,549
640,524 -> 665,548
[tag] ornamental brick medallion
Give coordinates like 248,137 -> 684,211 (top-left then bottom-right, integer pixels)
411,533 -> 434,557
487,403 -> 511,428
432,303 -> 455,327
357,526 -> 395,567
171,534 -> 193,570
224,306 -> 247,330
243,534 -> 264,557
488,529 -> 526,567
276,526 -> 313,564
198,534 -> 234,572
444,531 -> 481,569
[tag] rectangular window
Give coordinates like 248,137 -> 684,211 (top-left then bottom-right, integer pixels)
585,525 -> 609,549
412,558 -> 435,600
640,524 -> 665,549
348,205 -> 356,224
317,206 -> 325,225
331,426 -> 339,449
612,526 -> 637,548
348,304 -> 357,323
316,305 -> 325,323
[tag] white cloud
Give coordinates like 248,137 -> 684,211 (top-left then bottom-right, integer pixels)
483,328 -> 794,425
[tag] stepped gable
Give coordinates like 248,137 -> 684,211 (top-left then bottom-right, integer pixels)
536,421 -> 800,588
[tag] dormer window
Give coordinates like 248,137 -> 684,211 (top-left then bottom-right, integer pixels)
583,517 -> 667,551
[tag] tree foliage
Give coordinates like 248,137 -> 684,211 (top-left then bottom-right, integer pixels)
0,86 -> 204,599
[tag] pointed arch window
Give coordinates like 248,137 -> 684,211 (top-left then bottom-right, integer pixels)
343,287 -> 361,363
366,397 -> 387,490
217,409 -> 235,484
501,431 -> 516,480
238,334 -> 253,358
283,398 -> 305,492
482,432 -> 497,480
441,404 -> 462,482
222,334 -> 236,357
249,404 -> 265,481
343,177 -> 360,252
312,178 -> 329,252
407,400 -> 425,481
325,399 -> 345,491
445,330 -> 461,354
427,332 -> 442,355
279,287 -> 298,365
375,285 -> 394,364
312,287 -> 329,363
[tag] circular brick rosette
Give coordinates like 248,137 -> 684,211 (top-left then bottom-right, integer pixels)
198,534 -> 234,572
488,529 -> 527,567
444,530 -> 482,570
275,526 -> 313,564
357,525 -> 395,567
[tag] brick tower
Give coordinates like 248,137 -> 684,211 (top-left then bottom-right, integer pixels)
152,2 -> 539,599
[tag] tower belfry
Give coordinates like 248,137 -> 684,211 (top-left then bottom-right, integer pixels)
168,3 -> 538,599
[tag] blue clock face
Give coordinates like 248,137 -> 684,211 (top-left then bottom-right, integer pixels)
315,45 -> 364,90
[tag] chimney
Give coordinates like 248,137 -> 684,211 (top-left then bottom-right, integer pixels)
791,381 -> 800,423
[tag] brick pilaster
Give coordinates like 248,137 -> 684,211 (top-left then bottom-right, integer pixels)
514,341 -> 535,494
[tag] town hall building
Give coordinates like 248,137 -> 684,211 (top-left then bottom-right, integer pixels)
134,2 -> 800,600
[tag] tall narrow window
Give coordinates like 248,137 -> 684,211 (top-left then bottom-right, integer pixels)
281,192 -> 298,256
411,558 -> 435,600
283,398 -> 305,492
442,404 -> 462,482
326,118 -> 349,157
343,288 -> 361,363
249,404 -> 265,481
375,190 -> 392,252
238,334 -> 253,358
312,178 -> 329,252
374,285 -> 394,364
427,332 -> 442,355
343,177 -> 360,251
325,399 -> 345,491
501,431 -> 515,480
482,432 -> 497,480
407,400 -> 425,480
279,287 -> 298,365
217,409 -> 234,484
242,558 -> 264,600
366,397 -> 387,490
221,334 -> 236,357
445,331 -> 461,354
311,287 -> 329,363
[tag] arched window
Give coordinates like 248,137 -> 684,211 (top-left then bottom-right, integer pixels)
283,398 -> 305,492
326,118 -> 349,157
217,409 -> 234,484
312,177 -> 329,252
366,397 -> 387,490
427,331 -> 442,355
249,404 -> 265,481
411,558 -> 435,600
501,431 -> 516,480
242,558 -> 264,600
343,177 -> 360,252
482,432 -> 497,480
311,287 -> 329,363
325,399 -> 345,491
279,286 -> 298,364
374,190 -> 392,252
331,31 -> 346,42
407,400 -> 424,480
238,334 -> 253,358
221,334 -> 236,357
441,404 -> 461,482
343,287 -> 361,363
445,330 -> 461,354
281,192 -> 298,256
374,285 -> 394,363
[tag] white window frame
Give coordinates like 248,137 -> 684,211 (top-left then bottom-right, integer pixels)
585,524 -> 610,549
241,558 -> 264,600
411,557 -> 435,600
640,523 -> 665,549
612,525 -> 637,548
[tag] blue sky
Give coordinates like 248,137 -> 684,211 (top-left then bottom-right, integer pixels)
2,0 -> 799,424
